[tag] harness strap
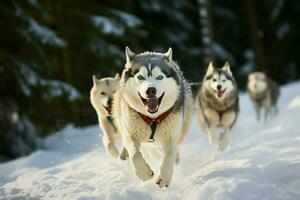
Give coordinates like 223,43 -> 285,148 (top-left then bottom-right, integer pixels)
106,115 -> 116,131
138,105 -> 175,142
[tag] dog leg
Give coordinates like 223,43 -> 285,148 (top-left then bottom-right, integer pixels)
175,150 -> 180,165
264,105 -> 271,122
254,104 -> 261,122
218,128 -> 230,151
100,119 -> 119,158
203,109 -> 219,144
124,137 -> 154,181
119,146 -> 129,160
207,128 -> 217,144
218,111 -> 236,150
271,105 -> 278,118
156,139 -> 177,188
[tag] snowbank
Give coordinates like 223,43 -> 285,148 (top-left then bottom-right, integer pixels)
1,81 -> 300,200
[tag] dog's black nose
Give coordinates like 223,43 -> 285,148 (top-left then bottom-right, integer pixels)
146,87 -> 156,97
217,85 -> 222,91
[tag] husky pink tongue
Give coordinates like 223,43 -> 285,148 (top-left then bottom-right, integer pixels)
217,91 -> 224,97
146,97 -> 158,113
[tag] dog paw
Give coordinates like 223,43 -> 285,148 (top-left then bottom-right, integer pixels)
218,139 -> 228,151
106,143 -> 119,158
135,165 -> 154,181
156,175 -> 171,188
119,147 -> 129,160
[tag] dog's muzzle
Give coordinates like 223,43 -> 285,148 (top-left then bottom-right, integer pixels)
214,89 -> 226,98
138,92 -> 165,114
104,98 -> 113,115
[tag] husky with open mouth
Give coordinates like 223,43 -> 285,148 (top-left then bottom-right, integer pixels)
112,47 -> 193,188
196,62 -> 239,151
90,74 -> 122,158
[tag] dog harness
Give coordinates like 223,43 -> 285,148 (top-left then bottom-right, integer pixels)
106,115 -> 117,131
138,105 -> 175,142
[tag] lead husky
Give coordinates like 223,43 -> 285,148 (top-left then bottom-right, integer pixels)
113,47 -> 193,188
247,72 -> 279,121
90,74 -> 121,158
196,62 -> 239,151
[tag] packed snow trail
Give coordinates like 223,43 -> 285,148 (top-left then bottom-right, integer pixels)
1,82 -> 300,200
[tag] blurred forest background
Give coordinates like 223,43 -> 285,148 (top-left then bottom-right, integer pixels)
0,0 -> 299,162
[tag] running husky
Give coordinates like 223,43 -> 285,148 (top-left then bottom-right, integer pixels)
196,62 -> 239,151
90,74 -> 121,158
247,72 -> 279,121
113,47 -> 193,188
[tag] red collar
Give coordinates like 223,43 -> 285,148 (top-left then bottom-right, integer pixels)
137,104 -> 176,142
138,105 -> 175,126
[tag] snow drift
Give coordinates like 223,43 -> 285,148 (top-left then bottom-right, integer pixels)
1,81 -> 300,200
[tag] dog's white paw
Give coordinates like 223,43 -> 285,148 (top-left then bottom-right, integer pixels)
156,175 -> 171,188
106,143 -> 119,158
119,147 -> 129,160
135,164 -> 154,181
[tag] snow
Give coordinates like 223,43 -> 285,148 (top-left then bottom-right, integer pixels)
140,1 -> 162,12
91,16 -> 124,36
1,81 -> 300,199
112,10 -> 142,28
27,0 -> 38,7
24,18 -> 66,47
240,50 -> 255,76
277,23 -> 290,39
212,42 -> 235,64
199,7 -> 207,18
15,61 -> 81,101
270,0 -> 284,21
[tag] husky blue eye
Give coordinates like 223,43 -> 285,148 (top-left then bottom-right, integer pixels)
156,75 -> 164,80
137,75 -> 145,80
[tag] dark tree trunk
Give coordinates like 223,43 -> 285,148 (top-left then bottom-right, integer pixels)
244,0 -> 267,72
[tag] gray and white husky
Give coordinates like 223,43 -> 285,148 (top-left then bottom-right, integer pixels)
196,62 -> 239,151
247,72 -> 279,121
90,74 -> 121,158
113,47 -> 193,188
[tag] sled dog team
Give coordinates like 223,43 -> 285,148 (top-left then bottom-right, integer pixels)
90,47 -> 279,188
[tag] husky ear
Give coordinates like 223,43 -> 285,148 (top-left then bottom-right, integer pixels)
206,61 -> 214,75
92,75 -> 98,85
163,47 -> 173,61
114,73 -> 120,80
222,62 -> 232,76
125,46 -> 135,63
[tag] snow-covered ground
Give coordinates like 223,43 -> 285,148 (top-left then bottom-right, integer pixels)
1,81 -> 300,200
